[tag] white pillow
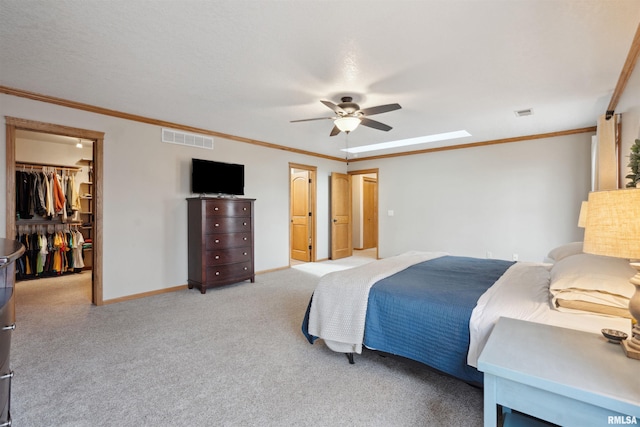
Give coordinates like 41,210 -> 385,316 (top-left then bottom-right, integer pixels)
550,253 -> 635,296
546,242 -> 583,263
549,253 -> 635,315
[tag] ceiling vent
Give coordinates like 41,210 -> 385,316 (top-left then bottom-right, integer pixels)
162,128 -> 213,149
514,108 -> 534,117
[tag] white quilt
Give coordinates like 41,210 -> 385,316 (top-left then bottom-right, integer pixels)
307,251 -> 447,354
467,262 -> 632,367
307,253 -> 633,368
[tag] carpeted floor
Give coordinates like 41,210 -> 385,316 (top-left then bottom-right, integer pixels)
11,256 -> 483,427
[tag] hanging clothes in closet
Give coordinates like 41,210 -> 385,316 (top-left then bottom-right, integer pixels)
15,166 -> 81,221
15,224 -> 86,280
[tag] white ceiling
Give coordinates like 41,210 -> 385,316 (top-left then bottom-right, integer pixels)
1,1 -> 639,160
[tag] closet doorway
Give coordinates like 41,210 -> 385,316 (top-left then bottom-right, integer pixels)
5,117 -> 104,305
349,169 -> 379,259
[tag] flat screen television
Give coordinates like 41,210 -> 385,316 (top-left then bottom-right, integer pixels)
191,158 -> 244,196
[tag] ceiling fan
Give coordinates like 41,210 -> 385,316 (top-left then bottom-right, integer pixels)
291,96 -> 401,136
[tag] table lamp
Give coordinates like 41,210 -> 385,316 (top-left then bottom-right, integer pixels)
583,188 -> 640,360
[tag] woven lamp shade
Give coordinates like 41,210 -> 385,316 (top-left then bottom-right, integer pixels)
583,189 -> 640,260
577,201 -> 588,228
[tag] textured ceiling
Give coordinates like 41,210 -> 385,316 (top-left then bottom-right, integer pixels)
1,1 -> 639,159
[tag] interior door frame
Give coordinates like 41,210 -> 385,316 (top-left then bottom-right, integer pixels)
362,176 -> 378,249
289,162 -> 316,264
5,117 -> 104,305
348,168 -> 379,260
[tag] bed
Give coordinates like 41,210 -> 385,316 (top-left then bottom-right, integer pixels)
301,245 -> 633,385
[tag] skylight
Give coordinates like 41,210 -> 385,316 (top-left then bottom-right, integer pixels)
341,130 -> 472,154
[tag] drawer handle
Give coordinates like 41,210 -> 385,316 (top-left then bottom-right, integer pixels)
2,324 -> 15,331
243,207 -> 247,210
243,252 -> 247,256
244,267 -> 248,271
215,272 -> 220,276
243,222 -> 247,226
243,237 -> 247,241
0,371 -> 13,380
215,223 -> 219,227
215,239 -> 220,243
214,207 -> 219,211
215,255 -> 220,260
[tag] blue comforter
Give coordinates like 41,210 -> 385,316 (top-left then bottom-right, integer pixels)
362,256 -> 514,384
302,255 -> 515,384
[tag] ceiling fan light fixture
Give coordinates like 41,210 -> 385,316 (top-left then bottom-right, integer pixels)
334,116 -> 361,133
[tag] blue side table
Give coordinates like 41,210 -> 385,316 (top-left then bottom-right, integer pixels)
478,317 -> 640,427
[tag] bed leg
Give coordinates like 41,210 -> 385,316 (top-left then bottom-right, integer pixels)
346,353 -> 355,364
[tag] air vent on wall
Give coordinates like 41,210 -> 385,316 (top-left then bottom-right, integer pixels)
514,108 -> 534,117
162,128 -> 214,149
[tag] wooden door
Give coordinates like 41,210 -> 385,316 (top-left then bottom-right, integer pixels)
290,170 -> 311,262
331,172 -> 352,260
362,177 -> 377,249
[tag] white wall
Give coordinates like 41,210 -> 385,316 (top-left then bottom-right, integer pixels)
0,94 -> 345,300
2,92 -> 623,299
349,133 -> 593,262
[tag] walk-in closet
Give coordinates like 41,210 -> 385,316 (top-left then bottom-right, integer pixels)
13,130 -> 94,304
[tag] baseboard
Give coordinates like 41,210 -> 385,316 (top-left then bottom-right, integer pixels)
103,284 -> 189,305
256,266 -> 290,274
104,259 -> 361,305
103,266 -> 295,305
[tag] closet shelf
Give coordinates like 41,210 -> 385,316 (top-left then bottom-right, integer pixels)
16,161 -> 81,172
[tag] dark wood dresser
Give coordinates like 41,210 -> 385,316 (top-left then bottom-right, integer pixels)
0,239 -> 25,426
187,197 -> 255,294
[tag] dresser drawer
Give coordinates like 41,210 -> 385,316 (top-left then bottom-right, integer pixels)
205,200 -> 252,217
0,368 -> 10,425
0,290 -> 14,327
206,261 -> 253,284
204,217 -> 251,234
0,289 -> 14,371
205,247 -> 251,265
205,233 -> 251,249
0,330 -> 11,372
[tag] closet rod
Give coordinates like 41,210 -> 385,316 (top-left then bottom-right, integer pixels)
16,161 -> 81,172
16,219 -> 82,226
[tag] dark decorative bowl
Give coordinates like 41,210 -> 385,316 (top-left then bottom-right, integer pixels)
601,329 -> 628,344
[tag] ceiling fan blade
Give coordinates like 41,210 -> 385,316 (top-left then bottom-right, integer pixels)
358,103 -> 402,116
290,117 -> 335,123
360,117 -> 392,131
321,100 -> 346,115
329,125 -> 341,136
